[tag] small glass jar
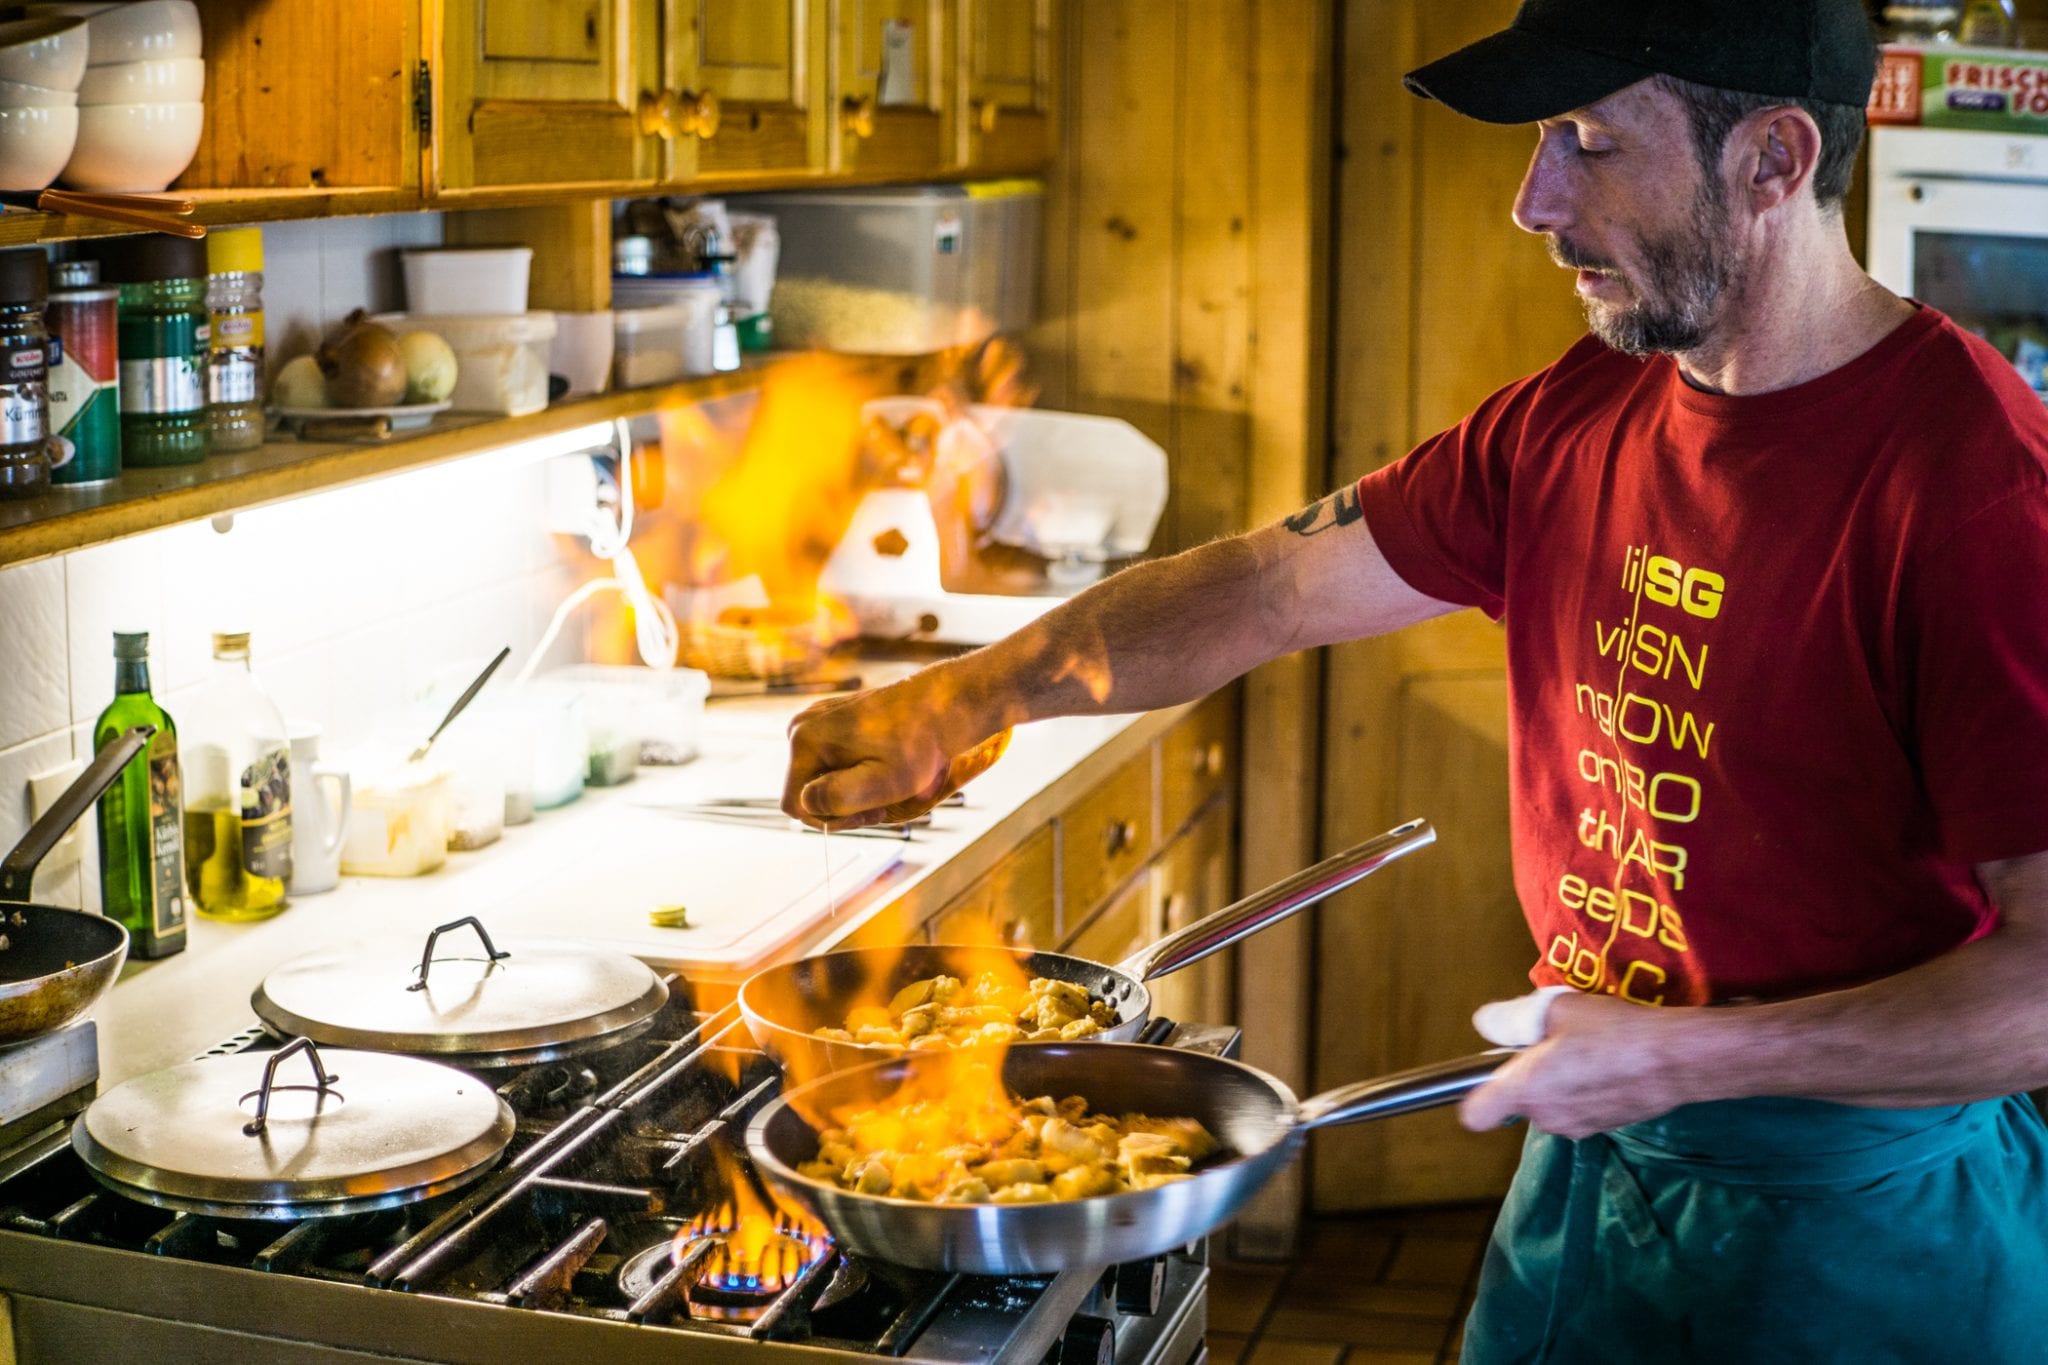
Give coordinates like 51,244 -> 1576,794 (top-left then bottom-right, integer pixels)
96,233 -> 211,468
0,246 -> 51,499
205,227 -> 265,452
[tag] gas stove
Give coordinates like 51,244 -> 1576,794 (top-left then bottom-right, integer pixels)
0,984 -> 1228,1365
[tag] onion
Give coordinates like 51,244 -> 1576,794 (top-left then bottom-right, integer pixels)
270,354 -> 328,409
317,310 -> 408,409
399,331 -> 459,404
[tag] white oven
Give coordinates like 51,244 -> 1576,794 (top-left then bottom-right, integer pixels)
1867,125 -> 2048,396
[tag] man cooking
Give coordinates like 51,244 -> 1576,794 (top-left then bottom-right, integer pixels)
781,0 -> 2048,1356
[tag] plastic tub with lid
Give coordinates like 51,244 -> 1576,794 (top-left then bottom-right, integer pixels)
610,274 -> 721,374
375,311 -> 556,416
401,247 -> 532,315
611,304 -> 691,388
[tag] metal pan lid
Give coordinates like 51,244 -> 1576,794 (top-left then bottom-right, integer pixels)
73,1040 -> 516,1220
250,917 -> 668,1066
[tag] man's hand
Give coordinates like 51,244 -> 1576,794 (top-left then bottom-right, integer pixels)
781,668 -> 991,829
1459,993 -> 1696,1139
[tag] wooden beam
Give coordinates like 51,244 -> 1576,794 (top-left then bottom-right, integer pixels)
446,201 -> 614,313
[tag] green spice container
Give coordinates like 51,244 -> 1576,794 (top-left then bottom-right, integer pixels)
97,233 -> 210,467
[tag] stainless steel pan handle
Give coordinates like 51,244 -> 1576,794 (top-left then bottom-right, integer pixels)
1295,1049 -> 1516,1130
0,725 -> 154,902
1117,818 -> 1435,982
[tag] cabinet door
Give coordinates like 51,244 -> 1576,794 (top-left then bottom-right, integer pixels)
1062,873 -> 1149,969
1147,797 -> 1236,1029
929,825 -> 1058,950
956,0 -> 1049,171
436,0 -> 665,193
670,0 -> 828,179
833,0 -> 947,178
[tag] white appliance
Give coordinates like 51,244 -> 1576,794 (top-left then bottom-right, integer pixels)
1868,125 -> 2048,394
821,401 -> 1169,645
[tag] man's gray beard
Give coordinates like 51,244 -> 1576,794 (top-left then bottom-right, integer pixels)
1571,180 -> 1736,357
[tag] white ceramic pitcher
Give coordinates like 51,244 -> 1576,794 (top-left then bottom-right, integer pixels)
287,721 -> 352,896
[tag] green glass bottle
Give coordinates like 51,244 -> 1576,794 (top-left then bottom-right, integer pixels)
94,631 -> 187,959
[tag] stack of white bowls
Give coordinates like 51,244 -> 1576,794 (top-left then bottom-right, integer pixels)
37,1 -> 204,192
0,17 -> 88,192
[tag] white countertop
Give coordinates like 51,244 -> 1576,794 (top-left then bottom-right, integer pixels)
88,691 -> 1183,1088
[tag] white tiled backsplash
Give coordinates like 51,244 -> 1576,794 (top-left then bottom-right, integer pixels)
1,213 -> 595,912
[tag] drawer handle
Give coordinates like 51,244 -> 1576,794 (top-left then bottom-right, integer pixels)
1196,742 -> 1226,779
677,88 -> 721,140
1104,819 -> 1137,858
842,93 -> 877,140
974,97 -> 1001,135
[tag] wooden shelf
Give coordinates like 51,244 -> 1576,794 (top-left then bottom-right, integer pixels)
0,352 -> 922,570
0,188 -> 427,249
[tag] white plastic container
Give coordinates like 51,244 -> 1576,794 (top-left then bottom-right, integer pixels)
611,275 -> 721,375
376,311 -> 557,416
550,309 -> 613,396
401,247 -> 532,316
611,305 -> 690,388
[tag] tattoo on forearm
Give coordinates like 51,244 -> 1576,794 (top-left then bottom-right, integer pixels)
1284,486 -> 1364,537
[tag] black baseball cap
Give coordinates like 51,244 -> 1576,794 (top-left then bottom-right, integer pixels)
1404,0 -> 1879,125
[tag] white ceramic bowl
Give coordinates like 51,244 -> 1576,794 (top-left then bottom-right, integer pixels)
34,0 -> 201,65
0,17 -> 88,91
0,103 -> 78,191
62,99 -> 200,192
77,55 -> 204,104
0,76 -> 77,107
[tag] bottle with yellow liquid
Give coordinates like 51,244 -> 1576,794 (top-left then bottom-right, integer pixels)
182,631 -> 293,920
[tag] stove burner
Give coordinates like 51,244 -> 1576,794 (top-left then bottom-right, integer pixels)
683,1226 -> 827,1300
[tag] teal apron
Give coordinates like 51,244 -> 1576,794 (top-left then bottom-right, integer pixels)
1461,1095 -> 2048,1363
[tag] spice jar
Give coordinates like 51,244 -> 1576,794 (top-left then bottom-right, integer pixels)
0,247 -> 53,499
45,258 -> 122,486
204,227 -> 265,452
96,233 -> 210,468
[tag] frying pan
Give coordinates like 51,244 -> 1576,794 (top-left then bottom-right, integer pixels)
0,726 -> 149,1045
746,1040 -> 1512,1274
739,819 -> 1435,1076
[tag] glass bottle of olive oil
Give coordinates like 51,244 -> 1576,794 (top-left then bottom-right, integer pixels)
182,631 -> 293,920
94,631 -> 187,958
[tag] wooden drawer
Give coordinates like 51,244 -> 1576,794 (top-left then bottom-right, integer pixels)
1147,798 -> 1236,1027
929,826 -> 1058,950
1059,752 -> 1154,928
1062,873 -> 1150,967
1160,690 -> 1238,840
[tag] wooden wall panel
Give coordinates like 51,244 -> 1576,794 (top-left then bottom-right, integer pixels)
1312,0 -> 1582,1210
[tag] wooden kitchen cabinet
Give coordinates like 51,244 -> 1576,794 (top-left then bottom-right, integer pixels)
434,0 -> 667,194
1147,795 -> 1236,1027
667,0 -> 830,182
833,0 -> 949,178
1059,749 -> 1154,925
955,0 -> 1051,172
1062,873 -> 1149,968
930,825 -> 1058,948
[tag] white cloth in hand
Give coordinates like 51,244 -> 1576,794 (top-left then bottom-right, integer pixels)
1472,986 -> 1572,1048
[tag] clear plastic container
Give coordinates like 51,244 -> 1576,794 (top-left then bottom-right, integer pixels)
338,760 -> 451,877
373,311 -> 557,416
610,276 -> 722,374
542,665 -> 709,766
611,304 -> 691,388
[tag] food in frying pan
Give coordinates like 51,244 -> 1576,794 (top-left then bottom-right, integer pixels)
797,1088 -> 1218,1203
811,971 -> 1120,1049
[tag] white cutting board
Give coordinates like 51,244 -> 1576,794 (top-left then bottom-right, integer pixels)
475,801 -> 904,981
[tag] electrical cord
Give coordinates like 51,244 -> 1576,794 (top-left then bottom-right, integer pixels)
516,418 -> 680,683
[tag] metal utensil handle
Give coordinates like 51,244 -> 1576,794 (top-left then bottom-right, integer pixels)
408,916 -> 512,991
1119,818 -> 1436,982
243,1036 -> 342,1137
412,645 -> 511,761
0,726 -> 155,902
1295,1050 -> 1516,1131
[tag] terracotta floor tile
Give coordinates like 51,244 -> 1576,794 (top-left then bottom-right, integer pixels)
1262,1307 -> 1449,1352
1246,1340 -> 1346,1365
1210,1262 -> 1285,1335
1382,1234 -> 1487,1290
1382,1206 -> 1498,1237
1281,1229 -> 1399,1282
1208,1332 -> 1251,1365
1339,1352 -> 1437,1365
1278,1282 -> 1464,1320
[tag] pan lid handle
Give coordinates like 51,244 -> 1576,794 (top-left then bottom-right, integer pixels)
0,725 -> 154,902
1118,819 -> 1436,982
243,1036 -> 343,1137
1295,1050 -> 1515,1131
408,916 -> 512,991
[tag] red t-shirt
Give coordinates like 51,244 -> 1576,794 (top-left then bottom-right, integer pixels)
1356,306 -> 2048,1005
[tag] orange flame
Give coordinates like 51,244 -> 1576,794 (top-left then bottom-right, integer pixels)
677,1141 -> 829,1295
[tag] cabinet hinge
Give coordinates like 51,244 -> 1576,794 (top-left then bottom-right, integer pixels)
414,60 -> 433,138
